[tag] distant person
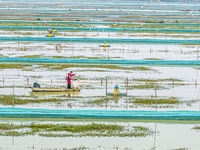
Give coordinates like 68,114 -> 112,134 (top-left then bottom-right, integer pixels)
67,71 -> 76,89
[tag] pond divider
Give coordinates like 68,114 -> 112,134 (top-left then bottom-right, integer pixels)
1,26 -> 200,33
1,20 -> 200,26
0,107 -> 200,120
1,57 -> 200,65
1,37 -> 200,44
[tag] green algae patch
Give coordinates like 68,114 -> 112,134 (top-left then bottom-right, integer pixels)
192,125 -> 200,131
0,95 -> 65,105
0,122 -> 153,138
0,63 -> 152,72
132,78 -> 184,83
40,64 -> 152,71
128,83 -> 166,90
129,97 -> 180,105
0,64 -> 31,69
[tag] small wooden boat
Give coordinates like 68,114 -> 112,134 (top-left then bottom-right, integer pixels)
31,87 -> 81,92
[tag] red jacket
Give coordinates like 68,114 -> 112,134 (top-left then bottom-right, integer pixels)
67,73 -> 75,84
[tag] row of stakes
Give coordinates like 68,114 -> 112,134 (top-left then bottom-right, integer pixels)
4,44 -> 200,58
0,76 -> 193,86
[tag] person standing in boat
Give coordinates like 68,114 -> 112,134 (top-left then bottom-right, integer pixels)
67,71 -> 76,89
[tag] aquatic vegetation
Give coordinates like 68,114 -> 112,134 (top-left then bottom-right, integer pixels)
19,55 -> 41,58
0,64 -> 31,69
160,78 -> 184,82
128,83 -> 166,90
14,32 -> 34,35
181,43 -> 200,45
144,58 -> 163,60
86,97 -> 110,105
0,63 -> 152,72
0,94 -> 197,109
40,64 -> 152,71
128,96 -> 199,108
19,55 -> 109,60
0,122 -> 153,138
0,22 -> 81,28
0,95 -> 67,105
192,125 -> 200,131
129,97 -> 180,105
79,84 -> 97,89
117,24 -> 200,30
62,146 -> 89,150
171,148 -> 190,150
132,78 -> 184,83
29,75 -> 43,79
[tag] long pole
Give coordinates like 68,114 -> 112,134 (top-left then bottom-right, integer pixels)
197,46 -> 199,60
185,0 -> 187,11
196,69 -> 198,86
154,123 -> 157,148
155,89 -> 157,112
106,77 -> 107,109
126,77 -> 128,95
106,77 -> 107,94
126,96 -> 128,110
126,77 -> 128,110
12,124 -> 14,145
13,84 -> 14,108
107,48 -> 109,60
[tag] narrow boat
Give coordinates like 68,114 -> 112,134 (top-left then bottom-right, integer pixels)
31,87 -> 81,92
31,81 -> 81,92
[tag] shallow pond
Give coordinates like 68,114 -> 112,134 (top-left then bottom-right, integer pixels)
0,121 -> 199,150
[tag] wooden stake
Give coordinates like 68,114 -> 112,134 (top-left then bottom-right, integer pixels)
126,77 -> 128,95
27,77 -> 29,85
106,77 -> 107,94
13,84 -> 14,108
